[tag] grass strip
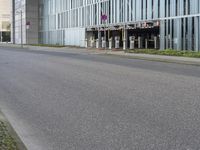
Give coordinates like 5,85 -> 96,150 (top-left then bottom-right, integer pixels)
126,49 -> 200,58
30,44 -> 65,48
0,121 -> 18,150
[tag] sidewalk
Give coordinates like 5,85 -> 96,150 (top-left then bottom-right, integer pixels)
1,43 -> 200,66
106,51 -> 200,66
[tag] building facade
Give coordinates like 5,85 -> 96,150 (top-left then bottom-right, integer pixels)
0,0 -> 11,42
12,0 -> 39,44
14,0 -> 200,51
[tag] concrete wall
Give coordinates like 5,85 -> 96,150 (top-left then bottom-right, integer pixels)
13,0 -> 39,44
26,0 -> 39,44
64,28 -> 85,47
11,0 -> 15,43
0,0 -> 11,42
0,0 -> 11,31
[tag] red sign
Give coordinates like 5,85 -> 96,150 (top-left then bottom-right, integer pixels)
26,21 -> 31,26
101,14 -> 108,21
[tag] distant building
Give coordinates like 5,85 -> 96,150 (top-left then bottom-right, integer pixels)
12,0 -> 200,51
0,0 -> 11,42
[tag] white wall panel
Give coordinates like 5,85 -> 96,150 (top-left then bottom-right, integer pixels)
64,28 -> 85,47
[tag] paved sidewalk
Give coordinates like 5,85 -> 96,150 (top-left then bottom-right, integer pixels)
1,43 -> 200,66
106,51 -> 200,66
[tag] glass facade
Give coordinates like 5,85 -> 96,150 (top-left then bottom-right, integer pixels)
13,0 -> 39,44
14,0 -> 26,44
38,0 -> 200,50
0,0 -> 11,42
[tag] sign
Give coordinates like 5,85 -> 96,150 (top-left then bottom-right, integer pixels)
26,21 -> 31,26
26,21 -> 31,29
101,14 -> 108,22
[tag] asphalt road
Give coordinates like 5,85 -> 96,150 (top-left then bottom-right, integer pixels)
0,47 -> 200,150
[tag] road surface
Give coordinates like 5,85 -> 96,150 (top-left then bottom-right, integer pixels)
0,47 -> 200,150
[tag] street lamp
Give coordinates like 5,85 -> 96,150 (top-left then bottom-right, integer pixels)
16,10 -> 23,48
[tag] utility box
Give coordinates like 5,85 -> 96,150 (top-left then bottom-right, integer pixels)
115,36 -> 120,49
129,36 -> 135,49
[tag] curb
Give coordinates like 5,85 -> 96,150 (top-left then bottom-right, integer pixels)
0,110 -> 27,150
104,53 -> 200,66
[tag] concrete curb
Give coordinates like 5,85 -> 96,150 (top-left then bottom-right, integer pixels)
104,52 -> 200,66
0,110 -> 27,150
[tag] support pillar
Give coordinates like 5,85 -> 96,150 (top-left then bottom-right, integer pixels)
194,17 -> 199,52
123,28 -> 128,50
154,36 -> 158,49
109,38 -> 113,49
187,18 -> 193,50
160,20 -> 165,50
97,30 -> 102,48
145,38 -> 148,49
85,39 -> 88,48
138,36 -> 142,49
176,18 -> 182,50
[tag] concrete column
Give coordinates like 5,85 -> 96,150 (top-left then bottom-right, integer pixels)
98,30 -> 102,48
160,20 -> 165,50
199,16 -> 200,52
187,18 -> 193,50
26,0 -> 39,44
123,28 -> 128,50
176,18 -> 182,50
165,20 -> 169,49
154,36 -> 158,49
194,17 -> 199,51
11,0 -> 15,44
109,38 -> 113,49
85,39 -> 88,48
145,38 -> 148,49
102,37 -> 106,48
138,36 -> 142,48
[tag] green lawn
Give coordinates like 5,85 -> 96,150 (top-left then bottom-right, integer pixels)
0,121 -> 18,150
126,49 -> 200,58
30,44 -> 65,48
